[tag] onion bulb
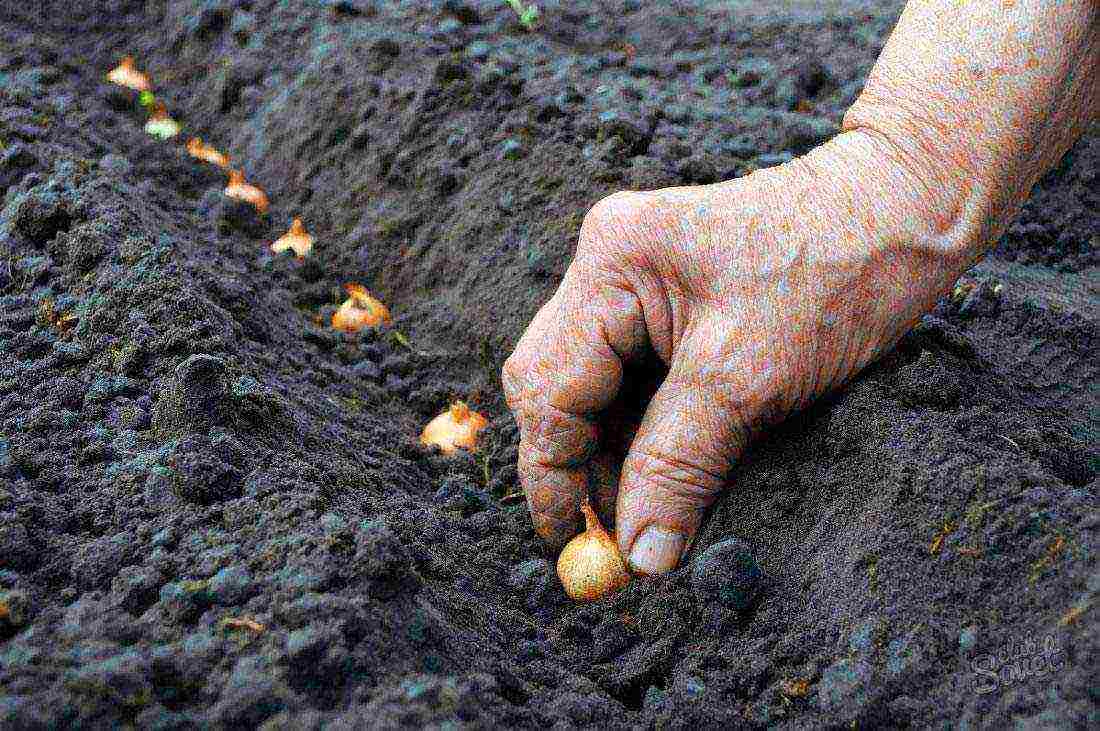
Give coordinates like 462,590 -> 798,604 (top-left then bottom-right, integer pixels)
557,502 -> 630,602
272,218 -> 313,258
420,401 -> 488,454
331,284 -> 391,333
144,103 -> 180,140
186,137 -> 230,169
224,170 -> 269,213
107,56 -> 150,92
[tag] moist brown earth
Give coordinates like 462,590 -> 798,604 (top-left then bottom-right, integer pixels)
1,1 -> 1097,728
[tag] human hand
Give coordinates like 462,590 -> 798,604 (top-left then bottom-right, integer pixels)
503,129 -> 975,575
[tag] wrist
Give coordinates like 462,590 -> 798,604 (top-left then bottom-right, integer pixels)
838,0 -> 1100,269
805,127 -> 990,278
762,129 -> 986,361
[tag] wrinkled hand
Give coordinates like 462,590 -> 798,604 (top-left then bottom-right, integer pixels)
503,130 -> 971,574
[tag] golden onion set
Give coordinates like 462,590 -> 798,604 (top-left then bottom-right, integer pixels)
185,137 -> 230,168
419,402 -> 488,455
108,55 -> 628,601
557,503 -> 631,601
332,283 -> 392,333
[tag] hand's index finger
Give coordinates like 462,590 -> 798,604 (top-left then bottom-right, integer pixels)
507,279 -> 646,549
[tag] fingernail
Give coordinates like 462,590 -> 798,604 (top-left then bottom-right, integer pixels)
628,526 -> 685,575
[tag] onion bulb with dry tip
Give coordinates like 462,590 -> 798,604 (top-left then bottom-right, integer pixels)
331,284 -> 391,333
272,218 -> 313,258
186,137 -> 230,168
224,170 -> 269,213
107,56 -> 150,92
557,501 -> 631,602
144,103 -> 180,140
420,401 -> 488,454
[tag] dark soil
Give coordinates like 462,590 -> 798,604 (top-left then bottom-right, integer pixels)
1,1 -> 1097,728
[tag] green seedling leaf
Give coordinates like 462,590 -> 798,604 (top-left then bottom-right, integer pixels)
504,0 -> 539,31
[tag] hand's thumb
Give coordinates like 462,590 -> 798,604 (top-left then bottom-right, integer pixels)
616,373 -> 744,575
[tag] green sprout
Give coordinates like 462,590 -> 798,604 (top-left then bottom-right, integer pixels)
391,330 -> 413,350
505,0 -> 539,31
479,451 -> 492,490
138,90 -> 156,108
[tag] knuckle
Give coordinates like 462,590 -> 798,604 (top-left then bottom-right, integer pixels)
624,448 -> 724,507
525,408 -> 598,467
580,190 -> 654,251
501,354 -> 526,403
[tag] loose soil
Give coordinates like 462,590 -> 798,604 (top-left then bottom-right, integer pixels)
1,1 -> 1097,728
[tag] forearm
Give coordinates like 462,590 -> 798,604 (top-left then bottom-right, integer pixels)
842,0 -> 1098,268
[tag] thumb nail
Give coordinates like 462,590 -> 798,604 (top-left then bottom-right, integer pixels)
628,526 -> 685,575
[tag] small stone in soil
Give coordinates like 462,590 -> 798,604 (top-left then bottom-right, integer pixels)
691,538 -> 764,611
